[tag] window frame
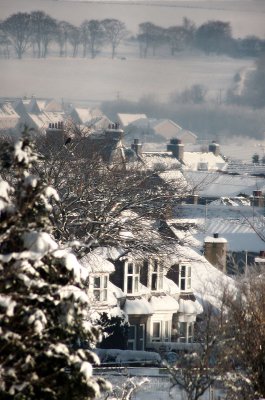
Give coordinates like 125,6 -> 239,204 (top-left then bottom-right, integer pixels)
178,264 -> 191,291
93,274 -> 108,302
128,325 -> 136,350
149,259 -> 163,291
178,321 -> 194,343
152,321 -> 161,342
124,261 -> 140,294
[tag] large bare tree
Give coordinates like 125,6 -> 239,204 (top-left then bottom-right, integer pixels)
35,130 -> 189,256
102,19 -> 128,59
2,12 -> 32,59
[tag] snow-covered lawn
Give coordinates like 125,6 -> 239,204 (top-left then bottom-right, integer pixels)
0,55 -> 253,104
96,368 -> 226,400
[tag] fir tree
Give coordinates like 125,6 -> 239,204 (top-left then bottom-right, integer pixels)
0,135 -> 110,399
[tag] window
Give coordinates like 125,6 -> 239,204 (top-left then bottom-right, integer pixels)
152,322 -> 161,342
125,262 -> 140,294
139,324 -> 145,350
93,275 -> 108,302
177,265 -> 191,291
150,259 -> 163,291
164,321 -> 170,342
128,325 -> 136,350
178,322 -> 194,343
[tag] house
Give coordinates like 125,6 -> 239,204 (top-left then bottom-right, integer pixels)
172,202 -> 265,273
81,242 -> 233,352
0,102 -> 20,136
12,97 -> 66,134
69,107 -> 112,131
119,115 -> 197,145
117,113 -> 148,129
151,119 -> 197,144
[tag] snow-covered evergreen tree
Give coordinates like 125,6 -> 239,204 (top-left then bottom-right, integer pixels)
0,136 -> 110,399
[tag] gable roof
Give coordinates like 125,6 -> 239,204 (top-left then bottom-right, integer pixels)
151,119 -> 182,131
27,111 -> 65,131
117,113 -> 148,127
0,102 -> 20,131
44,99 -> 63,112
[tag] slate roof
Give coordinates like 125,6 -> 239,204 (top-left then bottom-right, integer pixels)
174,204 -> 265,253
183,171 -> 265,197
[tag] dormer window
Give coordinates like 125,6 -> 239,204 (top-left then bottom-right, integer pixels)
125,262 -> 140,294
93,275 -> 108,301
150,259 -> 163,291
177,265 -> 191,291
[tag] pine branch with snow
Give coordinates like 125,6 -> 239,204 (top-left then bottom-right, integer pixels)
0,135 -> 110,399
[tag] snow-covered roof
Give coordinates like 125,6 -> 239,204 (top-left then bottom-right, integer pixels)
44,99 -> 63,112
123,298 -> 153,315
80,252 -> 115,274
163,276 -> 180,296
0,102 -> 20,130
184,170 -> 265,197
183,152 -> 227,172
141,152 -> 180,171
28,111 -> 65,131
176,204 -> 265,252
117,113 -> 148,127
149,294 -> 179,312
176,246 -> 236,310
151,119 -> 182,131
178,298 -> 203,315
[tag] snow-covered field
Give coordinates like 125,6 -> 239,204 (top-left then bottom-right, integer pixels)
0,55 -> 253,104
1,0 -> 264,38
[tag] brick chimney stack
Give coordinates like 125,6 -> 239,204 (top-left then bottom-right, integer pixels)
167,138 -> 184,162
209,141 -> 220,156
251,190 -> 264,208
204,233 -> 227,273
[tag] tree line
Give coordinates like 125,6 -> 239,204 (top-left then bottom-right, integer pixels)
1,11 -> 265,60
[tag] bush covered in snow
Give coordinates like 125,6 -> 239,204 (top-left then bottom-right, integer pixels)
0,135 -> 110,399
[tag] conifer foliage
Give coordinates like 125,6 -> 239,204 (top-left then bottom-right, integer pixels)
0,136 -> 109,399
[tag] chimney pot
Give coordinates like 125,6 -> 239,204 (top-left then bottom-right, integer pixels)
213,233 -> 219,238
259,251 -> 265,257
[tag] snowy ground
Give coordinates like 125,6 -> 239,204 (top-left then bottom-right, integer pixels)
0,55 -> 253,104
95,368 -> 226,399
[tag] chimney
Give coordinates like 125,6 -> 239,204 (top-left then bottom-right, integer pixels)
204,233 -> 227,273
46,120 -> 65,145
186,194 -> 199,204
254,250 -> 265,269
209,141 -> 220,156
167,138 -> 184,162
131,138 -> 142,156
251,190 -> 264,208
105,123 -> 124,142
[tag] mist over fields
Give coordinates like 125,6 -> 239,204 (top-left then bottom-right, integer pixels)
1,0 -> 265,142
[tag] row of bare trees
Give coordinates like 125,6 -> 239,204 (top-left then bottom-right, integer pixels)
1,11 -> 265,60
0,11 -> 127,59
